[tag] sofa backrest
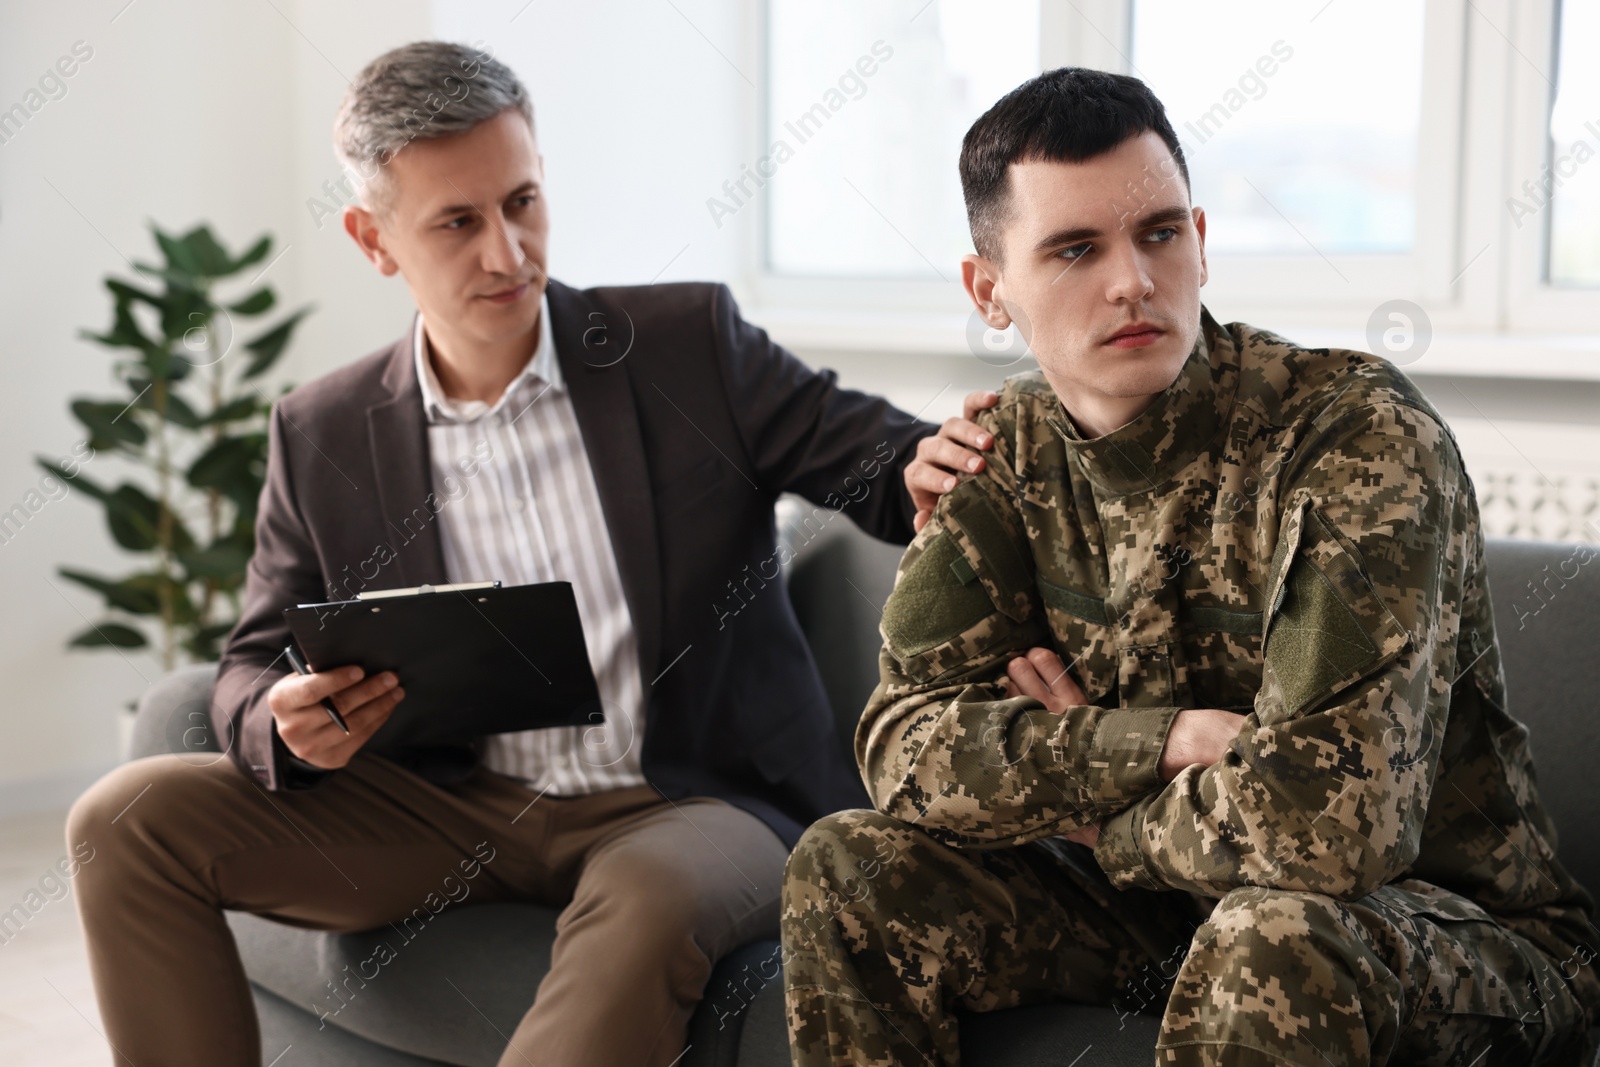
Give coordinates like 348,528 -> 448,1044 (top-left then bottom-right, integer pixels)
785,514 -> 1600,904
1481,539 -> 1600,901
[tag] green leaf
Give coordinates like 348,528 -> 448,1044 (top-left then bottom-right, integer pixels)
177,541 -> 252,580
155,227 -> 202,277
81,294 -> 156,353
124,571 -> 199,625
140,345 -> 193,383
68,622 -> 147,649
105,485 -> 159,550
182,619 -> 238,661
241,307 -> 311,379
227,288 -> 275,315
129,260 -> 205,295
35,456 -> 109,501
187,435 -> 258,491
71,399 -> 146,450
106,278 -> 166,310
161,286 -> 214,345
57,567 -> 161,614
201,395 -> 262,425
104,483 -> 194,553
178,226 -> 235,276
230,235 -> 272,273
127,379 -> 202,428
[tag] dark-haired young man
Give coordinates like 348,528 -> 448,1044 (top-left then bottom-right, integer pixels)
781,67 -> 1599,1065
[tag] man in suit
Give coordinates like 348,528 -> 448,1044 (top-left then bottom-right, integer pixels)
65,40 -> 991,1067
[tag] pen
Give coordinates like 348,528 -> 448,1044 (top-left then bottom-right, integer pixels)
283,644 -> 351,735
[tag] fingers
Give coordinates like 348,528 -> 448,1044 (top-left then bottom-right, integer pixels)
1005,655 -> 1055,709
341,682 -> 404,745
283,664 -> 364,707
921,434 -> 988,478
937,415 -> 993,453
1005,648 -> 1086,713
1026,647 -> 1086,707
905,459 -> 955,498
328,671 -> 401,716
272,668 -> 405,769
961,390 -> 999,423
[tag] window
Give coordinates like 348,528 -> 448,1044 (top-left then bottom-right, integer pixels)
762,0 -> 1040,279
752,0 -> 1599,340
1131,0 -> 1426,257
1546,0 -> 1599,288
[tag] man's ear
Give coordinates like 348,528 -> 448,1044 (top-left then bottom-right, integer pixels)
343,204 -> 402,277
1193,205 -> 1208,288
961,253 -> 1011,329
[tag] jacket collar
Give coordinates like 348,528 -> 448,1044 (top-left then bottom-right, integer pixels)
1052,306 -> 1232,496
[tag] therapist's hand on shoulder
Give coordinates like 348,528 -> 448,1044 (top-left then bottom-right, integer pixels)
905,390 -> 1001,532
267,665 -> 404,769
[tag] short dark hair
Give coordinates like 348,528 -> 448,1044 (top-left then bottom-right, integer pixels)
959,67 -> 1190,263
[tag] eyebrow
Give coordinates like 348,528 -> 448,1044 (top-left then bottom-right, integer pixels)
430,180 -> 539,221
1030,204 -> 1192,254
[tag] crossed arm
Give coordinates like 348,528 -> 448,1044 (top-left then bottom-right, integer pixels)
859,399 -> 1465,901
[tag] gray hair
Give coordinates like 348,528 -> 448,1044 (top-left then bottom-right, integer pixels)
333,40 -> 535,217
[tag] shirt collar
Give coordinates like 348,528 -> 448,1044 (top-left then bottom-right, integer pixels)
1051,306 -> 1231,496
413,291 -> 563,424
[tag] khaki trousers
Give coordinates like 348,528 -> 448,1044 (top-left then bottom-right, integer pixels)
66,750 -> 791,1067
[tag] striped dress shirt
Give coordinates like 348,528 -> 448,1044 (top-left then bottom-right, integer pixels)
411,295 -> 648,795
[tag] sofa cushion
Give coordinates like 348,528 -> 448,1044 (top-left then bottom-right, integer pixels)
253,983 -> 454,1066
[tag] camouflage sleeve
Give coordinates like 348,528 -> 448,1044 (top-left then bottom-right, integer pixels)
1094,401 -> 1465,901
855,410 -> 1183,850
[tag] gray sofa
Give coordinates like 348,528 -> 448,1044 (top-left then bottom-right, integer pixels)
125,515 -> 1600,1065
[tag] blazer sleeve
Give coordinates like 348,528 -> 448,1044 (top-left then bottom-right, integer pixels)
706,283 -> 936,544
211,401 -> 335,792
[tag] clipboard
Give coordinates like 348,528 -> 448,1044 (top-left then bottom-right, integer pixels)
282,580 -> 602,749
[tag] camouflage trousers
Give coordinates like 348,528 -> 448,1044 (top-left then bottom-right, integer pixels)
781,810 -> 1596,1066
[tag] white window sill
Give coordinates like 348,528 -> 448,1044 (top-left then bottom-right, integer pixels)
753,307 -> 1600,383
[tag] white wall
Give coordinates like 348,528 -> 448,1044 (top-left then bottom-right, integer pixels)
0,0 -> 430,812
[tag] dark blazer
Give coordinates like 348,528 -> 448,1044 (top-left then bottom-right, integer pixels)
211,278 -> 935,848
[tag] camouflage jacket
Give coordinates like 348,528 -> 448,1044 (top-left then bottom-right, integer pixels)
858,306 -> 1594,966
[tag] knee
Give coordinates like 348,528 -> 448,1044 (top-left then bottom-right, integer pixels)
1187,886 -> 1355,980
573,845 -> 739,951
65,754 -> 235,875
781,809 -> 914,947
785,809 -> 904,896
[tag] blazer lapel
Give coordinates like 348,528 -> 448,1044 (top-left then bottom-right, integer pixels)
368,315 -> 449,588
546,280 -> 664,685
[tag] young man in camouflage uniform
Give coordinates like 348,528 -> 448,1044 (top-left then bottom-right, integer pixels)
780,68 -> 1600,1066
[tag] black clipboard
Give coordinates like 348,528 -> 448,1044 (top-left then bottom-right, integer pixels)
282,581 -> 601,749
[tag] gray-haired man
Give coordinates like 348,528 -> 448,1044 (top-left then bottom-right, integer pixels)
65,39 -> 991,1067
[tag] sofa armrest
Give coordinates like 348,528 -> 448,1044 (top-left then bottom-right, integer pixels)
125,662 -> 222,762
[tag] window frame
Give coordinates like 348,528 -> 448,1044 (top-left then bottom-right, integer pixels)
1505,0 -> 1598,332
741,0 -> 1599,349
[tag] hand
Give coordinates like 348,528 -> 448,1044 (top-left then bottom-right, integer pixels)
267,664 -> 405,770
906,390 -> 1000,532
1157,708 -> 1249,782
999,647 -> 1086,714
1061,822 -> 1101,848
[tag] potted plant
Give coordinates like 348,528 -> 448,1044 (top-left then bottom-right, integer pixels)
39,223 -> 311,727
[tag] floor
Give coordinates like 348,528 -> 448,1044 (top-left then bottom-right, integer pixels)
0,808 -> 109,1066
